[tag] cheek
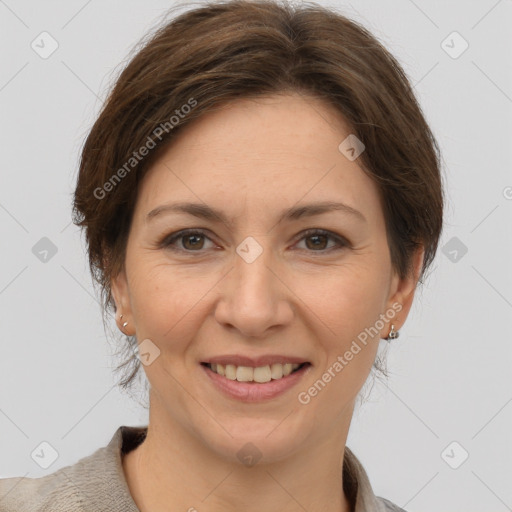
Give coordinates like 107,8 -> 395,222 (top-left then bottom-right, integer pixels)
296,263 -> 386,388
126,260 -> 214,349
296,260 -> 387,339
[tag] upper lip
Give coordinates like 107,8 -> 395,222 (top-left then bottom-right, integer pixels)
202,355 -> 310,367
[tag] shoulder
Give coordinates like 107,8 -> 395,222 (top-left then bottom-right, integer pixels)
343,446 -> 407,512
376,496 -> 408,511
0,425 -> 145,512
0,469 -> 84,511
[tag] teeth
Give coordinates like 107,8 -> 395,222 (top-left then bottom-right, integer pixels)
209,362 -> 302,382
225,364 -> 237,380
270,363 -> 283,379
253,365 -> 272,383
236,366 -> 253,382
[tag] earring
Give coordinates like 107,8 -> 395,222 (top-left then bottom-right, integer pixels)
119,313 -> 128,331
386,324 -> 399,341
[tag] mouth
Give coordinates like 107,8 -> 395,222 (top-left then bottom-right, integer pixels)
201,361 -> 310,383
200,358 -> 311,402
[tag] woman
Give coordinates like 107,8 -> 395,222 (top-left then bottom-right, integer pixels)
0,0 -> 443,510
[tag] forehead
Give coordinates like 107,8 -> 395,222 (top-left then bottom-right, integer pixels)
135,93 -> 383,226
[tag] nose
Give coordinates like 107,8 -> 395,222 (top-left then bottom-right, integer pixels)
214,240 -> 294,338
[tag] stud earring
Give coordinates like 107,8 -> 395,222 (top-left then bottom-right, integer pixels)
386,324 -> 399,341
119,314 -> 128,331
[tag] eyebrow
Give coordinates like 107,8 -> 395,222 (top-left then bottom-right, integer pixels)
146,200 -> 367,227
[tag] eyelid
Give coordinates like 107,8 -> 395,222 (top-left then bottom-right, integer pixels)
160,227 -> 350,253
160,228 -> 218,251
292,228 -> 351,249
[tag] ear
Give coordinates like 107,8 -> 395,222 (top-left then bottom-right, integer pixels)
380,245 -> 424,339
111,267 -> 135,336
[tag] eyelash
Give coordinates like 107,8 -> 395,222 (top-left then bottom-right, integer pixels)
160,228 -> 350,255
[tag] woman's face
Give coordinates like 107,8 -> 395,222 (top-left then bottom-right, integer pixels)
112,93 -> 421,462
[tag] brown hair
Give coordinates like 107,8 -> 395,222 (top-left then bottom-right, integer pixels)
72,0 -> 444,390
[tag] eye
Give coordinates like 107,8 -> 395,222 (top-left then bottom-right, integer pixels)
161,228 -> 349,254
293,228 -> 348,252
161,229 -> 215,252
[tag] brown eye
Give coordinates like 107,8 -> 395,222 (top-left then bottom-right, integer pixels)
295,229 -> 348,252
161,228 -> 348,254
162,229 -> 214,252
181,233 -> 205,250
304,234 -> 329,250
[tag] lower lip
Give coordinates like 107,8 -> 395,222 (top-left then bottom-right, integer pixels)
202,364 -> 310,403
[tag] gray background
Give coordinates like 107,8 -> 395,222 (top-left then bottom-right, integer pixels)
1,1 -> 511,510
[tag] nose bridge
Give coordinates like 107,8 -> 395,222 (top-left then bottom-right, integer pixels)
215,234 -> 292,336
233,234 -> 278,307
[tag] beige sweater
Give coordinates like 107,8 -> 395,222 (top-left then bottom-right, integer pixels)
0,426 -> 405,511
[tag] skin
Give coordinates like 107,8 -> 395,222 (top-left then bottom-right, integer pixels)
112,92 -> 424,512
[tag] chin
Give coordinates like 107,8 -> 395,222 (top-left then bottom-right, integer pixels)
196,414 -> 311,465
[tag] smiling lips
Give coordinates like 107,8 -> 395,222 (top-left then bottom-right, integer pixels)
201,355 -> 311,401
205,362 -> 304,383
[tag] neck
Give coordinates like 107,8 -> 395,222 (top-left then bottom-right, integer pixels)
123,398 -> 354,512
